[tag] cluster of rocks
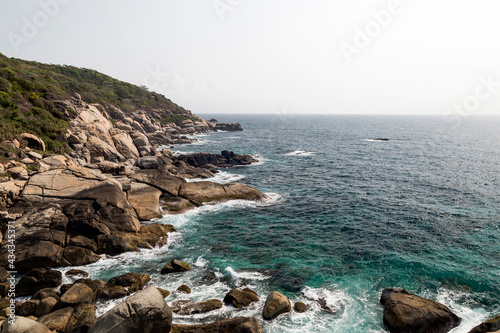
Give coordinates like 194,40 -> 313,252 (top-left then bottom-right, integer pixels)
0,263 -> 263,333
1,263 -> 499,333
0,96 -> 265,273
0,94 -> 272,331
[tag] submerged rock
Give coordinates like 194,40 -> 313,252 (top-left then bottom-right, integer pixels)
380,288 -> 461,333
293,301 -> 310,313
176,284 -> 191,294
97,272 -> 151,299
176,299 -> 223,315
161,259 -> 191,274
224,288 -> 260,308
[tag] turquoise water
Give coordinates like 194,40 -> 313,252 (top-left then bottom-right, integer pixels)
61,115 -> 500,332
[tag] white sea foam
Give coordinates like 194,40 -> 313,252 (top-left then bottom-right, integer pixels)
301,286 -> 346,314
188,139 -> 208,145
262,286 -> 354,333
194,256 -> 209,267
186,171 -> 245,184
95,296 -> 132,317
225,267 -> 269,281
159,192 -> 283,227
285,150 -> 315,156
432,288 -> 490,333
250,154 -> 266,166
172,150 -> 196,156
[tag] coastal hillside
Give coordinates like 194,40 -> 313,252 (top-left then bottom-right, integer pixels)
0,53 -> 203,154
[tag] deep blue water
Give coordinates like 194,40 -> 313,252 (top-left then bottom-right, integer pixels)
66,115 -> 500,332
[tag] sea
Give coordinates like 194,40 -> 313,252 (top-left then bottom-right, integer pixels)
58,114 -> 500,332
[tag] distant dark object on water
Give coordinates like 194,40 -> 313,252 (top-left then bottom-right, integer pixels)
373,138 -> 389,141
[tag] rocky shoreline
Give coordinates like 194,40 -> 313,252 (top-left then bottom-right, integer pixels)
0,96 -> 498,332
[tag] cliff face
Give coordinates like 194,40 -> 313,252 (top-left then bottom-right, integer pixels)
0,53 -> 239,157
0,56 -> 259,274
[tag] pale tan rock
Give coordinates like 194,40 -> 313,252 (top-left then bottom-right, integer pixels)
126,182 -> 163,220
37,307 -> 74,332
112,132 -> 140,159
21,133 -> 45,151
7,166 -> 28,180
1,316 -> 52,333
87,136 -> 125,163
21,167 -> 134,212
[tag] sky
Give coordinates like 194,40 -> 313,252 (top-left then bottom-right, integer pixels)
1,0 -> 500,117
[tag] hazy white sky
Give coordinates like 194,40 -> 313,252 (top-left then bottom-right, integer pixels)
1,0 -> 500,116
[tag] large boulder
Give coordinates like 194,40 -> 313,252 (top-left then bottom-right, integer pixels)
262,291 -> 291,320
468,314 -> 500,333
224,288 -> 260,308
179,182 -> 265,204
176,151 -> 256,168
63,246 -> 101,266
224,183 -> 266,201
160,195 -> 194,213
171,317 -> 262,333
66,303 -> 97,333
128,169 -> 185,196
0,316 -> 52,333
95,234 -> 138,256
21,132 -> 46,151
87,136 -> 125,163
97,272 -> 150,299
0,179 -> 26,208
106,272 -> 151,293
126,182 -> 162,220
60,283 -> 93,306
380,288 -> 461,333
35,296 -> 58,317
74,279 -> 106,299
0,267 -> 10,283
89,286 -> 172,333
7,166 -> 28,180
37,307 -> 75,332
130,131 -> 152,157
112,132 -> 140,159
16,267 -> 62,296
137,156 -> 163,170
22,167 -> 127,209
178,181 -> 226,203
0,204 -> 67,271
113,223 -> 175,250
21,167 -> 140,232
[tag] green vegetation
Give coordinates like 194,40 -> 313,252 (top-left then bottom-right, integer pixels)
0,53 -> 191,154
159,114 -> 197,126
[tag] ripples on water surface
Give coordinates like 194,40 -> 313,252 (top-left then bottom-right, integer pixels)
61,115 -> 500,332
